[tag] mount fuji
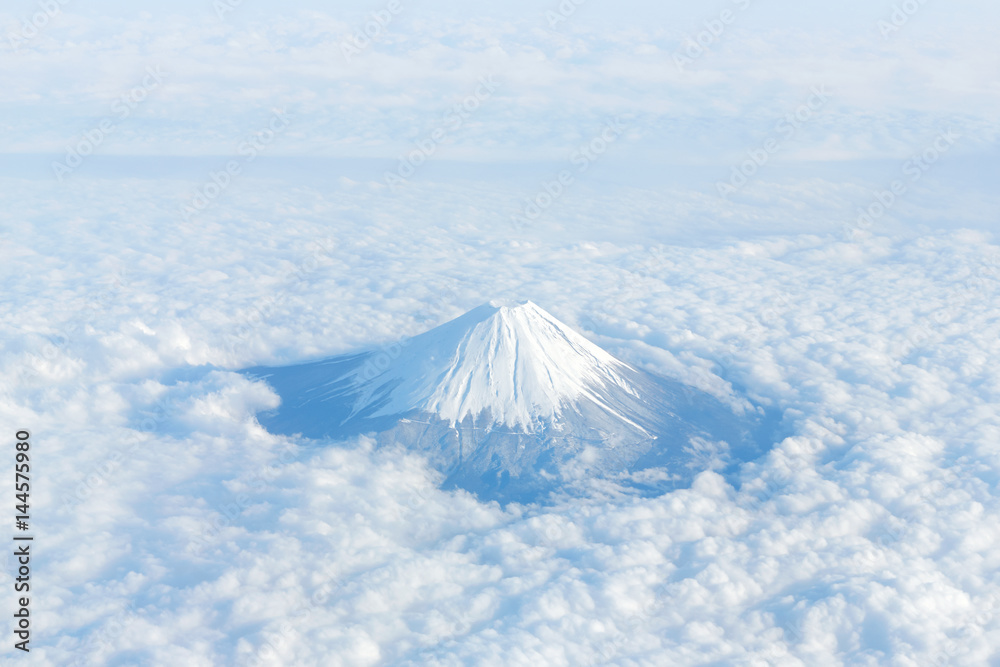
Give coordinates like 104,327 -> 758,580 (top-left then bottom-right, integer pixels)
246,301 -> 776,502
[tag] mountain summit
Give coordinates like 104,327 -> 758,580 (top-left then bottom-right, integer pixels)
247,301 -> 772,502
347,300 -> 644,432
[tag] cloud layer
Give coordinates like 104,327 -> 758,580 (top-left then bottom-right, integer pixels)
1,164 -> 998,664
1,2 -> 998,664
1,6 -> 998,163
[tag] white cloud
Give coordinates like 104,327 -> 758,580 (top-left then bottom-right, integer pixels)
1,3 -> 998,664
3,163 -> 999,663
0,9 -> 996,163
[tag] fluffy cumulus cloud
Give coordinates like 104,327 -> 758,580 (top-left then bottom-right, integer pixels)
1,1 -> 999,665
1,166 -> 998,664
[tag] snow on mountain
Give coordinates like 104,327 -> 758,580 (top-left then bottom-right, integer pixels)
347,299 -> 643,431
246,301 -> 777,501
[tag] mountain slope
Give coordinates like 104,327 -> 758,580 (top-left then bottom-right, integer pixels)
246,301 -> 775,502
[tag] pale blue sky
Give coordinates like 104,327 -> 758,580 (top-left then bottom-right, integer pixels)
2,0 -> 996,236
7,0 -> 997,29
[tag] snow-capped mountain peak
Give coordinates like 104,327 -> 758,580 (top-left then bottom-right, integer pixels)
247,301 -> 771,502
351,300 -> 639,431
